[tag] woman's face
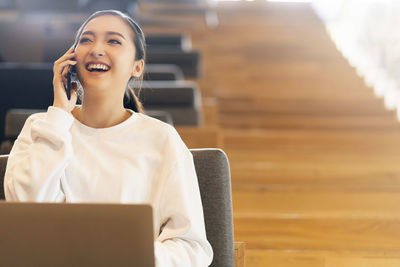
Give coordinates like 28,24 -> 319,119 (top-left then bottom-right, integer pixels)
74,15 -> 139,95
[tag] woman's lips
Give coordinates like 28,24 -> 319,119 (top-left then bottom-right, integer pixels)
85,62 -> 111,72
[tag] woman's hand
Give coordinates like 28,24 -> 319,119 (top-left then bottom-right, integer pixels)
52,47 -> 78,113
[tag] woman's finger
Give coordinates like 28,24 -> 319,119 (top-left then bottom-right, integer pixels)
61,63 -> 72,86
55,60 -> 77,79
52,47 -> 79,112
53,54 -> 76,75
56,59 -> 77,71
54,60 -> 77,94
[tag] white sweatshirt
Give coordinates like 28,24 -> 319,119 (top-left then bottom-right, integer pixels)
4,106 -> 213,267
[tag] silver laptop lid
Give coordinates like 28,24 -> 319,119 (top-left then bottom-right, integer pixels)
0,202 -> 155,267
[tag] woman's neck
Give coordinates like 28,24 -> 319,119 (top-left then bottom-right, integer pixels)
72,95 -> 131,128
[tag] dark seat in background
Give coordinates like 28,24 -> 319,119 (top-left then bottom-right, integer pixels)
145,110 -> 174,126
147,50 -> 201,78
0,109 -> 45,155
134,80 -> 202,126
0,63 -> 54,143
146,34 -> 192,51
143,64 -> 184,81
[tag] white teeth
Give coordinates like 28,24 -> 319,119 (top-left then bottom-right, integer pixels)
87,63 -> 109,71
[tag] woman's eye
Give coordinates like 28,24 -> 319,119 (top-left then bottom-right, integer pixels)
79,38 -> 91,44
109,39 -> 121,45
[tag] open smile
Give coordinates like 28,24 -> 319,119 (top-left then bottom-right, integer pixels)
85,62 -> 111,72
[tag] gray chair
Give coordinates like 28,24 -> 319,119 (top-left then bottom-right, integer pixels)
0,149 -> 235,266
190,148 -> 235,267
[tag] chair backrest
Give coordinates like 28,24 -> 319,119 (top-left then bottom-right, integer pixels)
190,148 -> 235,267
0,140 -> 13,155
5,109 -> 45,139
128,80 -> 202,126
0,63 -> 54,143
146,50 -> 201,78
145,110 -> 174,126
0,149 -> 235,266
146,34 -> 192,51
144,64 -> 184,81
0,154 -> 7,200
0,109 -> 46,154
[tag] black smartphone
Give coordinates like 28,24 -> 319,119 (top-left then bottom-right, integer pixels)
66,62 -> 77,100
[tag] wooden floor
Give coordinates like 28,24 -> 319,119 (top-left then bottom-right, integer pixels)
140,1 -> 400,266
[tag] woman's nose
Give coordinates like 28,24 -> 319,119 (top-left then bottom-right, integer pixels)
90,42 -> 105,57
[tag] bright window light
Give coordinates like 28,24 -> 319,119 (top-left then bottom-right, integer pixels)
211,0 -> 313,2
268,0 -> 313,2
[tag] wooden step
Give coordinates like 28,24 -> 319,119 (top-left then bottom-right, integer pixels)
230,162 -> 400,191
232,191 -> 400,219
223,129 -> 400,151
326,257 -> 400,267
219,98 -> 389,116
245,249 -> 400,267
219,113 -> 399,130
246,249 -> 324,267
234,217 -> 400,251
224,129 -> 400,189
233,191 -> 400,251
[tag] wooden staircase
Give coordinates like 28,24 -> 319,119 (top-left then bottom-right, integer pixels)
140,1 -> 400,265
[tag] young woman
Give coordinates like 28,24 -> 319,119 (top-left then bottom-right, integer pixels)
4,10 -> 213,266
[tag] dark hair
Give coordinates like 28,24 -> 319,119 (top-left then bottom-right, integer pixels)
73,10 -> 146,113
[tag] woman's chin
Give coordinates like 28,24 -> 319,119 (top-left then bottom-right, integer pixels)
80,85 -> 110,98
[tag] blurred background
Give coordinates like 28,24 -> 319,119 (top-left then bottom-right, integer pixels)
2,0 -> 400,266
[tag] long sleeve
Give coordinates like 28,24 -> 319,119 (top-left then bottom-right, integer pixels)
154,131 -> 213,267
4,107 -> 74,202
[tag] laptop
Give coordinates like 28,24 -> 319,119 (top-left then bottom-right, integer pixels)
0,202 -> 155,267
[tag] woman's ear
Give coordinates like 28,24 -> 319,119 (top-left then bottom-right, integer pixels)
132,59 -> 144,78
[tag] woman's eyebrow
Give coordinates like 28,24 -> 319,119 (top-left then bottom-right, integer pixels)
81,31 -> 95,37
81,31 -> 126,40
106,31 -> 126,40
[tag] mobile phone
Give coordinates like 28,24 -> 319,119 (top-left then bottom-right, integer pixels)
66,62 -> 77,100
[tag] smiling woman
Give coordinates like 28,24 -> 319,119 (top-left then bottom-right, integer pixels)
4,10 -> 213,267
70,14 -> 144,127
